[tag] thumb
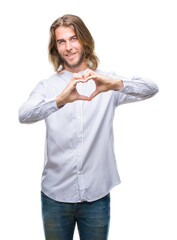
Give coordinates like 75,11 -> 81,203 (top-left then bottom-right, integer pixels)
89,90 -> 99,100
78,94 -> 91,101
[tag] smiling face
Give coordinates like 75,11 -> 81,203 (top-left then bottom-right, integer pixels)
55,26 -> 88,72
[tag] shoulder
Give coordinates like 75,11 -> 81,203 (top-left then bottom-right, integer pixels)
40,72 -> 64,86
95,69 -> 124,79
94,69 -> 108,75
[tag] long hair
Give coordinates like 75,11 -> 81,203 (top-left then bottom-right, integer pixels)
48,14 -> 99,72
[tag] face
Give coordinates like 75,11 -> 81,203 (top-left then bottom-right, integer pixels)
55,26 -> 87,72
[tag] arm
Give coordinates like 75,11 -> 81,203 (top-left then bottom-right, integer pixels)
18,81 -> 61,124
81,69 -> 159,105
112,74 -> 159,107
18,74 -> 91,124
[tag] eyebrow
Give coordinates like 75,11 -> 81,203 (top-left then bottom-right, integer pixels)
56,35 -> 77,43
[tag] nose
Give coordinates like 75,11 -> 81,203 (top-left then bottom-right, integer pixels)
66,40 -> 72,51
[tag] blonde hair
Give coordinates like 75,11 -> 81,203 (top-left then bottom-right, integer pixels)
48,14 -> 99,72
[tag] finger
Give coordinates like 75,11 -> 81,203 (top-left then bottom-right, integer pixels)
89,90 -> 99,100
72,73 -> 82,78
78,94 -> 91,101
84,75 -> 92,81
73,78 -> 89,87
84,75 -> 97,81
72,78 -> 84,87
71,74 -> 83,82
75,78 -> 90,84
82,69 -> 95,79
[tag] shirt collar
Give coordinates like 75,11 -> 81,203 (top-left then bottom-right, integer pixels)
60,68 -> 89,82
63,67 -> 89,75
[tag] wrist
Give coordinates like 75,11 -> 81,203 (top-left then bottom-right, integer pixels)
112,78 -> 124,91
56,95 -> 66,108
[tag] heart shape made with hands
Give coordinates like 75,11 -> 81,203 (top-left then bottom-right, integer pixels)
76,79 -> 96,98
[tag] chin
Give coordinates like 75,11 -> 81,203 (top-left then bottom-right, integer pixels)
66,60 -> 81,68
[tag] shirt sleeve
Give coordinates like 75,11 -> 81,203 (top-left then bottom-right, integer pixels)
109,72 -> 159,107
18,80 -> 62,124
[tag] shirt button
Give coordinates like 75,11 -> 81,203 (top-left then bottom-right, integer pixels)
77,116 -> 81,119
78,152 -> 81,157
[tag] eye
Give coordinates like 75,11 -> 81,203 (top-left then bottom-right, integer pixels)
72,36 -> 77,41
57,40 -> 65,45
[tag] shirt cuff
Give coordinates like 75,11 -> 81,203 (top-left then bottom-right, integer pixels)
44,96 -> 63,114
119,80 -> 130,93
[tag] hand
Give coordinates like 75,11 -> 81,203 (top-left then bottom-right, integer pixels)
82,69 -> 123,100
56,73 -> 91,107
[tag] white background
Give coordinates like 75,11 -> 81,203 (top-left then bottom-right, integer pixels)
0,0 -> 176,239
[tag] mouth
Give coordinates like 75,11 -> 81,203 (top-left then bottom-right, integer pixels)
65,52 -> 77,58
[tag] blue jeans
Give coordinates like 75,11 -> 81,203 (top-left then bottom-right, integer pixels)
41,191 -> 110,240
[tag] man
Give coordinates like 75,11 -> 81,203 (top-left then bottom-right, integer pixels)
19,14 -> 159,240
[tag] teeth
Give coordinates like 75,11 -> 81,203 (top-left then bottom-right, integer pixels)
66,53 -> 75,56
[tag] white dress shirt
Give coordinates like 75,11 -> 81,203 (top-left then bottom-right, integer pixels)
18,69 -> 159,203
